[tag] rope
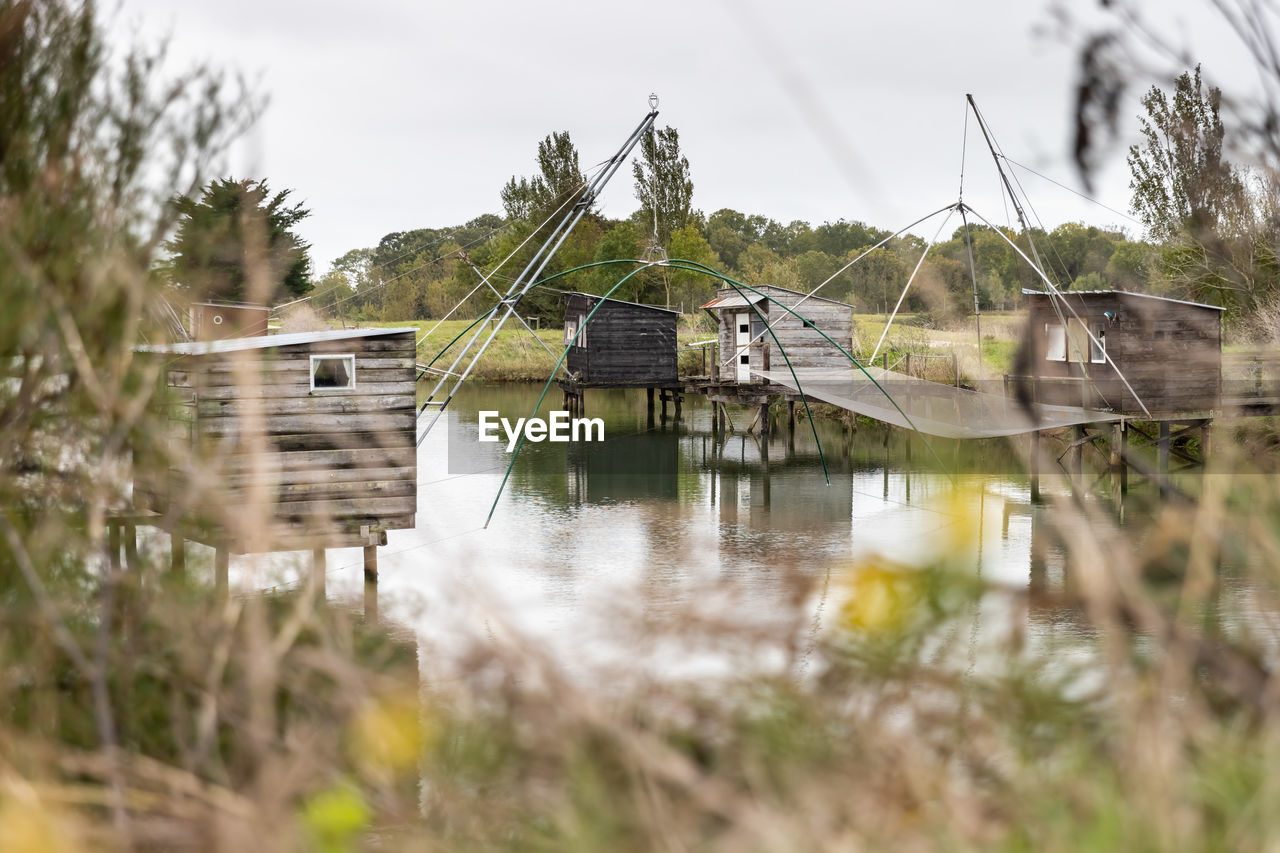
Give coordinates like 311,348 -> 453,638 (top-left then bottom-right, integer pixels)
870,209 -> 957,361
715,203 -> 957,369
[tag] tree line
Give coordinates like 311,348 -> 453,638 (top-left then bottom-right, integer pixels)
165,64 -> 1279,332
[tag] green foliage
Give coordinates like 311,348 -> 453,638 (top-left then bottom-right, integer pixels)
632,125 -> 693,246
1129,66 -> 1247,245
501,131 -> 585,223
1126,65 -> 1280,312
167,177 -> 313,304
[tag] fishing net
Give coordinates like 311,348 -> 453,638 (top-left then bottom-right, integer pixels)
757,367 -> 1123,439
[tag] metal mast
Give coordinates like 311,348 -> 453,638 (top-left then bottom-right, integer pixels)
965,94 -> 1049,277
414,102 -> 660,446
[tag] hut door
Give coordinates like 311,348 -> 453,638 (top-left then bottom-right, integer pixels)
734,312 -> 753,382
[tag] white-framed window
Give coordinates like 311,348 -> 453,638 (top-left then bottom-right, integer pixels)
563,319 -> 578,345
1089,322 -> 1106,363
310,354 -> 355,391
1045,323 -> 1066,361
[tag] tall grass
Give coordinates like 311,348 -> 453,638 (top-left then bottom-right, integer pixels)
4,2 -> 1280,850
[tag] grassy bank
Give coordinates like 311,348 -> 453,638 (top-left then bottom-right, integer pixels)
366,311 -> 1025,385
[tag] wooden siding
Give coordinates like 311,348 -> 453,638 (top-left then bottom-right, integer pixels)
710,285 -> 852,383
564,293 -> 677,385
139,330 -> 418,549
1026,292 -> 1221,415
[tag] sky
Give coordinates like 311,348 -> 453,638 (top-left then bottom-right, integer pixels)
112,0 -> 1263,276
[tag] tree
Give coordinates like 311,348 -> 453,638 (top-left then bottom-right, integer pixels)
167,178 -> 313,304
501,131 -> 585,223
1128,66 -> 1250,246
632,125 -> 693,247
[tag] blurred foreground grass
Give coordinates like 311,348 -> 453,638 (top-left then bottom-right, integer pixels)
5,2 -> 1280,850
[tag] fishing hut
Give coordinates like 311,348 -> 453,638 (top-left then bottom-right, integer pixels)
133,327 -> 418,597
1018,289 -> 1224,493
699,284 -> 853,433
1021,289 -> 1223,415
558,291 -> 682,419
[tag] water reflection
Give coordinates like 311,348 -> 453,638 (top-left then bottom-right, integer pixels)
246,384 -> 1095,675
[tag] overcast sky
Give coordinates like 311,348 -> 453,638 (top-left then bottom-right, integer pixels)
113,0 -> 1260,275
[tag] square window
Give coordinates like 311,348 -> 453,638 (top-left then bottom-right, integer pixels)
1045,323 -> 1066,361
564,320 -> 578,345
740,354 -> 750,364
739,323 -> 749,333
310,354 -> 355,391
1090,323 -> 1106,363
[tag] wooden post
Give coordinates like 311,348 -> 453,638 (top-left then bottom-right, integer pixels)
1199,420 -> 1211,467
108,523 -> 121,571
1110,421 -> 1126,498
171,534 -> 185,578
1030,430 -> 1041,503
311,548 -> 327,598
675,392 -> 682,421
661,391 -> 668,421
1071,425 -> 1084,478
215,546 -> 229,598
787,399 -> 796,430
952,351 -> 960,388
905,353 -> 912,377
759,402 -> 770,436
647,387 -> 654,419
1158,421 -> 1171,480
124,523 -> 138,570
363,545 -> 378,622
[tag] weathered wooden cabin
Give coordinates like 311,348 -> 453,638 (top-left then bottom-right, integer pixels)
135,328 -> 418,556
562,291 -> 679,386
701,284 -> 853,384
1022,289 -> 1223,415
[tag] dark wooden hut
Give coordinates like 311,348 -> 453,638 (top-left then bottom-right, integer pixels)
562,291 -> 679,386
136,327 -> 418,553
1022,289 -> 1223,415
701,284 -> 852,384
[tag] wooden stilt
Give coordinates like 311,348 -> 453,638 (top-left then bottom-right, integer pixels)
759,402 -> 770,436
674,393 -> 682,421
1110,421 -> 1126,500
124,523 -> 138,570
215,546 -> 229,598
311,548 -> 327,598
363,545 -> 378,622
108,523 -> 121,571
1071,425 -> 1085,478
1158,421 -> 1171,479
1199,419 -> 1211,467
787,399 -> 796,430
647,387 -> 654,419
661,392 -> 668,421
1030,430 -> 1041,503
171,534 -> 185,578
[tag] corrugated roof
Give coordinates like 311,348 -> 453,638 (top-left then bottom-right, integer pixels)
1021,289 -> 1225,312
700,293 -> 767,310
702,283 -> 852,311
562,291 -> 681,315
138,327 -> 417,355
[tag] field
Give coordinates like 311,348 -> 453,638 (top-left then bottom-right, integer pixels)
350,311 -> 1029,385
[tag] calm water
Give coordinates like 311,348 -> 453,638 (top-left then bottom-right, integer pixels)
231,383 -> 1185,680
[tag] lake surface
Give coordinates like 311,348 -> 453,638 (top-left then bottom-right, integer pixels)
233,382 -> 1182,681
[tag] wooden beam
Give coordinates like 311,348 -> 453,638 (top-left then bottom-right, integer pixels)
311,548 -> 326,598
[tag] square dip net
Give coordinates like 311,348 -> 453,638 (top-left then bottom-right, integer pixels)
756,367 -> 1123,440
